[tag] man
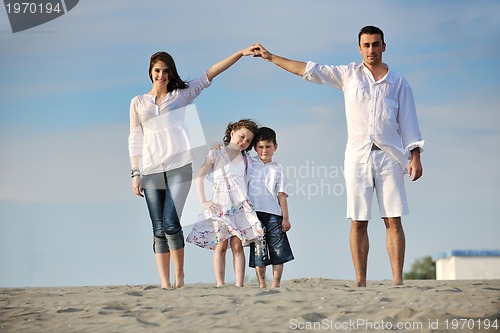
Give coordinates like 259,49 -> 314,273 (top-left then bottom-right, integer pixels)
252,26 -> 424,286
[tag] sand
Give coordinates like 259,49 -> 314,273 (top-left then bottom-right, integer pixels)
1,279 -> 499,333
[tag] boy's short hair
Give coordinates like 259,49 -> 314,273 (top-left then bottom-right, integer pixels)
254,127 -> 277,146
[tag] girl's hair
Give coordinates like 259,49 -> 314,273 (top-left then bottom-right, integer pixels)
223,119 -> 259,152
149,51 -> 189,91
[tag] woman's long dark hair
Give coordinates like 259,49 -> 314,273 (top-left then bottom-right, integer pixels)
149,51 -> 188,91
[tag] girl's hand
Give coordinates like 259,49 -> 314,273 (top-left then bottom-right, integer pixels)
202,200 -> 221,214
132,176 -> 144,197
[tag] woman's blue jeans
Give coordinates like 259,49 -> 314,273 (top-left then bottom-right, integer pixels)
142,164 -> 192,253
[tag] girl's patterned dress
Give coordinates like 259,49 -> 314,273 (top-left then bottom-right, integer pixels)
186,147 -> 263,250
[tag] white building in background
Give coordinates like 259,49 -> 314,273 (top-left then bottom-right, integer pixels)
433,250 -> 500,280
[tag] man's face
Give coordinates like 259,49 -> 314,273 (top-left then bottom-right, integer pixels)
358,33 -> 386,66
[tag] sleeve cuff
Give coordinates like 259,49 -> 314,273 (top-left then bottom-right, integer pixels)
302,61 -> 316,80
202,71 -> 213,86
406,140 -> 424,154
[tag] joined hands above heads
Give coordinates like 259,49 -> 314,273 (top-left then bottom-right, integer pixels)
249,43 -> 272,61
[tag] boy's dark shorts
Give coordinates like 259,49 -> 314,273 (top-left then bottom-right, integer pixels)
249,212 -> 294,267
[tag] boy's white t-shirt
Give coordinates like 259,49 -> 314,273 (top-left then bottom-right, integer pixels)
247,155 -> 287,216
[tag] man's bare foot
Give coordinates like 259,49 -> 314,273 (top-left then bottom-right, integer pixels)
355,280 -> 367,287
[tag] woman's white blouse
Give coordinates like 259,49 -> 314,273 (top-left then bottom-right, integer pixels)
128,74 -> 211,175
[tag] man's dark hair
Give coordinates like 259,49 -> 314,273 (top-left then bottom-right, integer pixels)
358,26 -> 385,45
253,127 -> 277,146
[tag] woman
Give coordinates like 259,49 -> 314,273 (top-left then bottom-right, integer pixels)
129,46 -> 257,289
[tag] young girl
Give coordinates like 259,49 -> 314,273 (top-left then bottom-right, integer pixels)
186,119 -> 263,287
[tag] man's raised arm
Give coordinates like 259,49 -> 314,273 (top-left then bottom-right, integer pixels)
252,43 -> 306,76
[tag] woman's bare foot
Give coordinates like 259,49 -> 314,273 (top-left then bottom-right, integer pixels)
174,274 -> 185,288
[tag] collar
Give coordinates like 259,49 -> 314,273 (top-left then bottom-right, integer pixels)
357,62 -> 394,85
250,155 -> 278,166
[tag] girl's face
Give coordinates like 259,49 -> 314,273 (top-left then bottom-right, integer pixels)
230,128 -> 254,151
150,60 -> 169,88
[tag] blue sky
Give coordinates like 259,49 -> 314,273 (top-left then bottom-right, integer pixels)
1,0 -> 499,287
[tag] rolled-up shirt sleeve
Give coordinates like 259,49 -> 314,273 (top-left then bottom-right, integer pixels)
303,61 -> 343,89
128,96 -> 143,157
182,72 -> 212,104
398,79 -> 424,154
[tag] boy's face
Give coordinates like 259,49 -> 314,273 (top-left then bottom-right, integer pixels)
254,140 -> 277,164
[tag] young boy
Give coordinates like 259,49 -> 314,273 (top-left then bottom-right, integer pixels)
247,127 -> 294,288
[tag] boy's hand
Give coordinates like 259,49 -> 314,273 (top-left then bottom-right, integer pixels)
212,144 -> 222,150
282,218 -> 291,232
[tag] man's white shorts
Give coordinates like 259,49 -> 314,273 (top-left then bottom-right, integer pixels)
344,150 -> 409,221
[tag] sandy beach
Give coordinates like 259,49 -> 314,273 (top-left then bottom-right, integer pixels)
1,278 -> 499,333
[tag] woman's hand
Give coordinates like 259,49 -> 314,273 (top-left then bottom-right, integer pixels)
132,176 -> 144,197
241,44 -> 261,57
250,43 -> 273,61
206,45 -> 261,81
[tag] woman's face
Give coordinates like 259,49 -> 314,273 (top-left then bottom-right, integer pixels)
150,60 -> 169,88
